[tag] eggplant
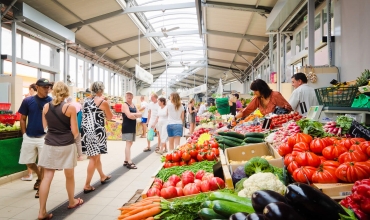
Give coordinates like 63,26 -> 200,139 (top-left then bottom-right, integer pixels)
251,190 -> 287,213
245,213 -> 265,220
285,183 -> 346,220
229,212 -> 249,220
263,202 -> 304,220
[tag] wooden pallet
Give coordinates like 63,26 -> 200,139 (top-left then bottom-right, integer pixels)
122,189 -> 143,207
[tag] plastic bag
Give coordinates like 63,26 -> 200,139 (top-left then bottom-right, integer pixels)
147,128 -> 155,141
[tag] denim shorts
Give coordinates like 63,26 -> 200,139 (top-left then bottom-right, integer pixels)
141,117 -> 147,123
167,124 -> 183,137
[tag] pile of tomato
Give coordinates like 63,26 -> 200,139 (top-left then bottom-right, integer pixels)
164,140 -> 220,168
279,133 -> 370,183
270,112 -> 303,129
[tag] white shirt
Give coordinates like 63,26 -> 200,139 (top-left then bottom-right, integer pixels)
198,104 -> 206,116
289,84 -> 318,116
157,106 -> 168,123
167,102 -> 184,125
141,101 -> 148,118
148,101 -> 159,122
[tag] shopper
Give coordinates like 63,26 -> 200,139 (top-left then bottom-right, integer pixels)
138,96 -> 148,138
81,81 -> 113,194
229,94 -> 237,116
18,78 -> 53,198
236,79 -> 292,118
197,102 -> 207,116
152,97 -> 168,154
289,73 -> 318,116
167,93 -> 184,151
235,93 -> 243,111
37,81 -> 82,220
144,94 -> 160,152
121,91 -> 142,169
188,99 -> 197,135
66,97 -> 83,160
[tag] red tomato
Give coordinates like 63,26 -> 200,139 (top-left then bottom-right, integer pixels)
203,140 -> 210,147
147,188 -> 161,197
312,163 -> 338,183
151,182 -> 162,190
181,152 -> 191,162
322,137 -> 334,146
153,178 -> 163,185
181,171 -> 195,185
176,181 -> 183,188
318,156 -> 327,163
322,144 -> 347,160
208,177 -> 225,191
163,162 -> 173,169
338,145 -> 369,163
194,179 -> 202,189
183,183 -> 201,196
341,138 -> 359,149
197,153 -> 205,162
321,160 -> 340,168
287,136 -> 297,148
284,154 -> 295,166
179,161 -> 187,166
310,138 -> 327,154
287,161 -> 300,174
200,180 -> 210,192
367,146 -> 370,157
206,152 -> 216,161
278,143 -> 293,156
292,166 -> 316,183
335,161 -> 370,183
160,186 -> 178,199
172,152 -> 181,162
189,149 -> 198,159
165,154 -> 172,162
168,175 -> 181,185
210,141 -> 219,149
212,148 -> 220,157
188,158 -> 197,165
162,181 -> 175,188
295,133 -> 313,144
292,142 -> 310,155
195,144 -> 202,150
295,151 -> 321,167
172,162 -> 180,167
195,170 -> 206,180
202,173 -> 214,181
175,187 -> 184,197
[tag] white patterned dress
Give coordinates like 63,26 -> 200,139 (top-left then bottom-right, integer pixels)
81,97 -> 107,156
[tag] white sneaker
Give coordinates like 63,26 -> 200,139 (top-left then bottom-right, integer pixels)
21,174 -> 33,181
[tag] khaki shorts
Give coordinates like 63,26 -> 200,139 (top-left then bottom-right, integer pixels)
19,133 -> 45,164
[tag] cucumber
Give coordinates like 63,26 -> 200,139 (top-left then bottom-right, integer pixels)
221,139 -> 241,147
244,132 -> 265,139
212,200 -> 254,217
244,137 -> 264,143
218,131 -> 245,139
209,192 -> 253,207
201,201 -> 213,209
221,136 -> 243,144
217,140 -> 233,149
198,208 -> 226,220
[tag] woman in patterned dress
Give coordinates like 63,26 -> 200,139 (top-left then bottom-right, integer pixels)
81,81 -> 113,193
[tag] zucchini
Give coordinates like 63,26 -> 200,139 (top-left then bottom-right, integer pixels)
218,140 -> 233,149
212,200 -> 254,217
209,192 -> 253,207
221,139 -> 241,147
198,208 -> 226,220
244,137 -> 264,143
244,132 -> 265,139
218,131 -> 245,139
201,201 -> 213,209
221,136 -> 243,144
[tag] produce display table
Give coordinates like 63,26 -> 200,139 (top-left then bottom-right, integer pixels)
0,137 -> 27,177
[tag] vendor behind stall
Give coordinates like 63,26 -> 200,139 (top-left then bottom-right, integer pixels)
236,79 -> 292,118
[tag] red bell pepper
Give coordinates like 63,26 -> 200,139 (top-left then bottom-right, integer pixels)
340,179 -> 370,219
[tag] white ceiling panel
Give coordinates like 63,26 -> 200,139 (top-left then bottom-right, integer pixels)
246,13 -> 270,37
76,26 -> 110,47
239,40 -> 267,53
117,39 -> 152,55
206,8 -> 253,34
207,35 -> 242,51
97,47 -> 129,60
209,61 -> 232,68
233,55 -> 254,64
208,51 -> 236,61
59,0 -> 121,20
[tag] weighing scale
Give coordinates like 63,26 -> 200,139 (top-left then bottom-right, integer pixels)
307,106 -> 370,125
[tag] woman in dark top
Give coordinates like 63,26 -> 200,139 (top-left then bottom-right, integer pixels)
38,81 -> 82,220
229,94 -> 237,116
121,91 -> 142,169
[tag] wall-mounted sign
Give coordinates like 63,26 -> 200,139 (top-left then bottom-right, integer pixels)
135,65 -> 153,84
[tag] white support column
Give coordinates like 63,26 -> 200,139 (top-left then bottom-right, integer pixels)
276,32 -> 281,92
269,35 -> 274,83
11,21 -> 16,77
64,43 -> 68,83
308,0 -> 315,65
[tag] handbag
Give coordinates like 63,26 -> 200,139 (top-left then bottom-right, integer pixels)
147,128 -> 155,141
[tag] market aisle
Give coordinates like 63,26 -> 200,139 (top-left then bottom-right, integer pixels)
0,135 -> 188,220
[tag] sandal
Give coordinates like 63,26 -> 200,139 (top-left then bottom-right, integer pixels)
67,198 -> 84,209
126,163 -> 137,169
101,176 -> 111,184
34,179 -> 41,190
123,161 -> 128,167
83,186 -> 95,194
143,147 -> 151,152
35,190 -> 39,199
38,213 -> 53,220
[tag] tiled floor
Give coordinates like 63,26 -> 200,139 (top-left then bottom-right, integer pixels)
0,135 -> 188,220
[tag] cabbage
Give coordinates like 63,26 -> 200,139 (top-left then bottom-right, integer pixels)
232,165 -> 246,185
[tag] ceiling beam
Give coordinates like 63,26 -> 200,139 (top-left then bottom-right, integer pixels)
202,1 -> 272,14
145,30 -> 199,37
92,34 -> 144,51
194,74 -> 218,81
207,64 -> 240,72
208,46 -> 257,57
157,46 -> 206,52
206,30 -> 269,42
114,49 -> 157,62
65,2 -> 196,29
208,58 -> 248,67
180,77 -> 206,84
167,57 -> 207,62
136,60 -> 166,69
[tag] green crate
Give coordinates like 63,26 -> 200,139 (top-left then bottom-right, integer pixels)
314,86 -> 358,107
216,98 -> 230,115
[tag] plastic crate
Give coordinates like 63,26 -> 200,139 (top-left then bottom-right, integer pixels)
0,114 -> 16,125
0,103 -> 11,111
216,98 -> 230,115
314,86 -> 358,107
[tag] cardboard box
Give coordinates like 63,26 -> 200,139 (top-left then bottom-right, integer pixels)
225,142 -> 284,173
312,183 -> 354,199
219,150 -> 227,165
222,165 -> 234,189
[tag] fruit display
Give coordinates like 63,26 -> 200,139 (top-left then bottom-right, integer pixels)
269,112 -> 302,129
187,128 -> 211,144
0,123 -> 20,132
355,69 -> 370,87
233,124 -> 266,134
215,131 -> 265,149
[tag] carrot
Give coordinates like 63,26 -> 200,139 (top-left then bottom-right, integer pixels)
145,217 -> 154,220
118,207 -> 135,211
143,198 -> 160,203
130,201 -> 152,207
143,196 -> 160,200
125,203 -> 160,216
123,207 -> 161,220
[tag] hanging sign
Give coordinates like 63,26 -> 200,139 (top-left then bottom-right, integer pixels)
193,84 -> 207,94
135,65 -> 153,84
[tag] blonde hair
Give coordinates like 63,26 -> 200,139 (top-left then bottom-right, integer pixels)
91,81 -> 105,94
52,81 -> 69,105
189,98 -> 195,104
170,92 -> 181,110
151,93 -> 158,98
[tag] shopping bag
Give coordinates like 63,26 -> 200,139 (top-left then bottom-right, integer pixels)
147,128 -> 155,141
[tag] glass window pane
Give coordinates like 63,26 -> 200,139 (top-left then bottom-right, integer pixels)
40,44 -> 52,66
104,70 -> 109,92
41,71 -> 53,81
323,6 -> 334,36
69,56 -> 76,86
87,63 -> 93,88
93,65 -> 98,82
23,36 -> 40,63
77,59 -> 84,88
296,31 -> 301,53
111,73 -> 114,95
3,60 -> 38,78
99,68 -> 103,82
304,26 -> 308,49
17,34 -> 21,58
1,28 -> 12,55
59,51 -> 64,82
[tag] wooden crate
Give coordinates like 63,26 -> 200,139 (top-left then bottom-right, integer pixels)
222,165 -> 234,189
0,130 -> 22,140
123,189 -> 143,206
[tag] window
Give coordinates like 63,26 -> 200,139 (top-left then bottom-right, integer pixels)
40,44 -> 52,66
323,6 -> 334,36
104,70 -> 109,92
115,75 -> 119,96
286,40 -> 292,60
118,76 -> 122,97
69,56 -> 76,86
304,26 -> 308,50
77,59 -> 84,89
88,64 -> 93,87
99,68 -> 104,83
93,65 -> 98,82
23,36 -> 40,63
296,31 -> 302,54
41,71 -> 53,81
315,14 -> 321,45
60,51 -> 64,82
110,73 -> 114,95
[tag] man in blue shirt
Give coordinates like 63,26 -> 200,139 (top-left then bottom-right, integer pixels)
18,78 -> 52,198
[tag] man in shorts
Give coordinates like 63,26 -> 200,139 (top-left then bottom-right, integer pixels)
143,94 -> 159,152
18,78 -> 53,198
139,96 -> 148,138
